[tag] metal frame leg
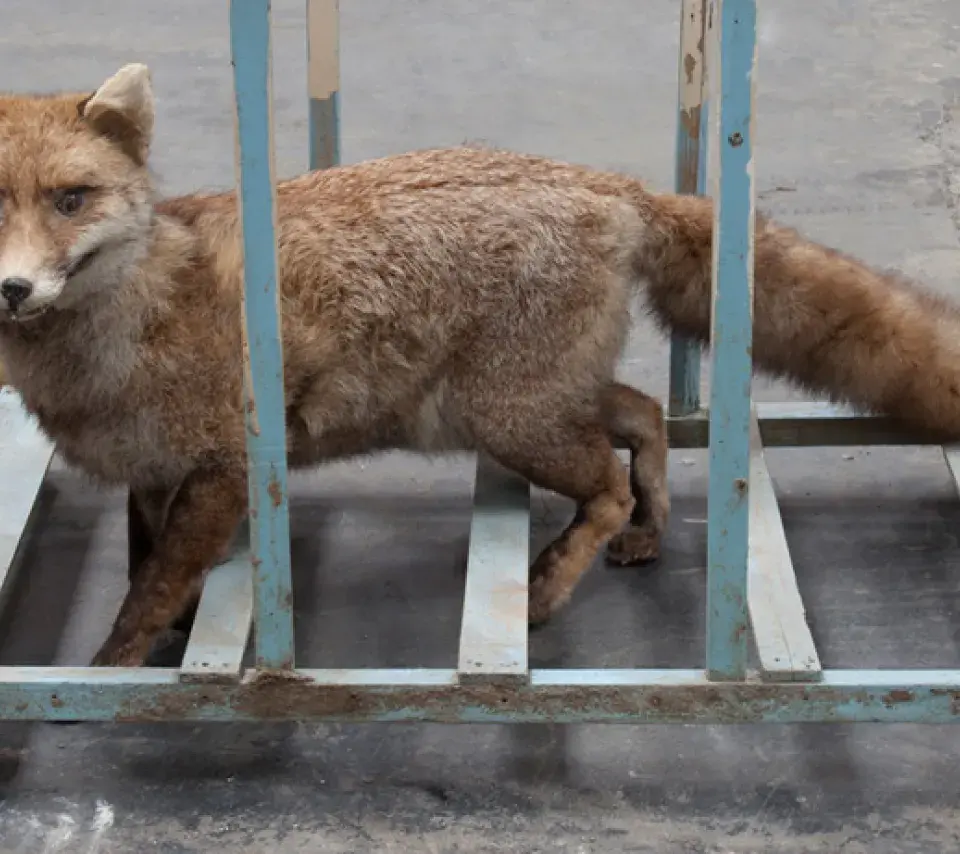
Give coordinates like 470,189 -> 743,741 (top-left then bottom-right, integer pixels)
668,0 -> 709,416
307,0 -> 340,170
229,0 -> 296,671
704,0 -> 758,680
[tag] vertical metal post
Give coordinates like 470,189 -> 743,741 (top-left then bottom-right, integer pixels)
307,0 -> 341,169
229,0 -> 296,670
705,0 -> 757,680
668,0 -> 709,416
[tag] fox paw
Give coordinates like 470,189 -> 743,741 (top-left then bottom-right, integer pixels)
606,527 -> 662,566
528,579 -> 563,627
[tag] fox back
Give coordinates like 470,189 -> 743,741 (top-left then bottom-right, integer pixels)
0,66 -> 660,493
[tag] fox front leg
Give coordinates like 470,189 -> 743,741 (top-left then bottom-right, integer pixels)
91,466 -> 246,668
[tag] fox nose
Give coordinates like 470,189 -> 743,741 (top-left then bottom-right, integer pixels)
0,277 -> 33,309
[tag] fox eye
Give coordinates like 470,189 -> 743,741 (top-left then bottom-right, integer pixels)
53,188 -> 88,217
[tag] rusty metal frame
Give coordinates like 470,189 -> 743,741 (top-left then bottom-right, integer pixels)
0,0 -> 959,724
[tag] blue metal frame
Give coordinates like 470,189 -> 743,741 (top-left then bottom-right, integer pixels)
1,668 -> 958,723
307,0 -> 340,170
704,0 -> 756,681
230,0 -> 296,671
1,0 -> 960,724
668,0 -> 708,416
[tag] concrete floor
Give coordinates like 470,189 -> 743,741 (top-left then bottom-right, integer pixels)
1,0 -> 960,850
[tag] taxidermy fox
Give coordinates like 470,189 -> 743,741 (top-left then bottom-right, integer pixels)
0,63 -> 957,667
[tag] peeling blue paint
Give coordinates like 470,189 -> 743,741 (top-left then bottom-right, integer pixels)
706,0 -> 757,680
669,0 -> 709,416
229,0 -> 296,670
2,668 -> 959,724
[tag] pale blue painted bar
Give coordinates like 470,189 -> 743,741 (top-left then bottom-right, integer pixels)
229,0 -> 296,670
697,89 -> 710,185
746,412 -> 822,682
669,339 -> 702,416
0,390 -> 54,618
5,666 -> 960,689
305,669 -> 457,686
532,668 -> 702,687
941,444 -> 960,493
457,455 -> 530,684
668,0 -> 708,416
3,667 -> 960,723
705,0 -> 757,680
309,93 -> 340,170
666,401 -> 927,450
180,524 -> 253,683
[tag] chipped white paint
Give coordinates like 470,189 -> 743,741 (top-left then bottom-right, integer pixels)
10,815 -> 44,854
180,524 -> 254,684
0,390 -> 55,615
747,411 -> 822,682
457,454 -> 530,685
1,799 -> 115,854
40,814 -> 76,853
86,800 -> 115,854
677,0 -> 707,114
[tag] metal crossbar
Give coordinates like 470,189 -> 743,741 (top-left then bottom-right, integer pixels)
1,0 -> 960,724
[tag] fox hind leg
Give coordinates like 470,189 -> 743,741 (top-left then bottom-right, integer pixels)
475,415 -> 635,625
600,382 -> 670,565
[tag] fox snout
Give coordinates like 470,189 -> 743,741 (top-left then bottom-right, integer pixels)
0,269 -> 60,321
0,277 -> 33,311
0,247 -> 67,319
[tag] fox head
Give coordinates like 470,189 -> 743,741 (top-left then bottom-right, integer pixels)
0,64 -> 155,320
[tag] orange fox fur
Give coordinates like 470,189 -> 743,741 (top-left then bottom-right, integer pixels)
0,64 -> 958,667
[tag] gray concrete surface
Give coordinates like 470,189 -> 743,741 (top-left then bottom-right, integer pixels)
1,0 -> 960,850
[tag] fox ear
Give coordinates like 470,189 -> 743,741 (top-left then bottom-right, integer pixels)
78,63 -> 154,166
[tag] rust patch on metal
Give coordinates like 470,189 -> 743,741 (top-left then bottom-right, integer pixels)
227,682 -> 781,724
267,475 -> 283,509
927,689 -> 960,715
50,694 -> 64,709
243,380 -> 261,436
115,688 -> 221,722
684,52 -> 697,84
105,678 -> 913,725
249,668 -> 311,686
882,689 -> 913,707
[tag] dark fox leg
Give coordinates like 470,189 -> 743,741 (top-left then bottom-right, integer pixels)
599,382 -> 669,565
476,417 -> 635,625
128,486 -> 200,636
94,468 -> 245,667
